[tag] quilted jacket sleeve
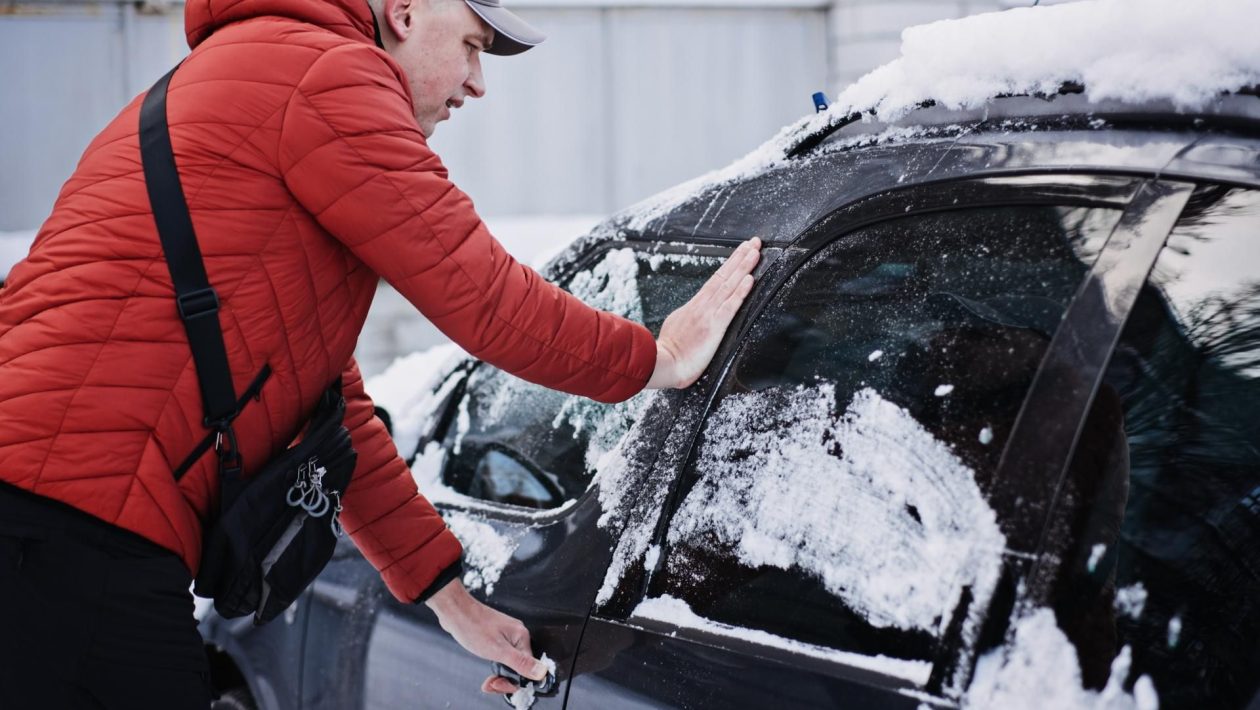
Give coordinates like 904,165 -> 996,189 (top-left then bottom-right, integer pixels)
338,358 -> 462,603
279,43 -> 656,403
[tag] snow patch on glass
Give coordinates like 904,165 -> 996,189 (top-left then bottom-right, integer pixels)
568,248 -> 645,324
592,414 -> 667,606
668,385 -> 1005,636
646,248 -> 713,272
550,248 -> 653,466
967,609 -> 1158,710
633,594 -> 932,685
1088,543 -> 1107,573
1114,583 -> 1147,620
444,511 -> 521,596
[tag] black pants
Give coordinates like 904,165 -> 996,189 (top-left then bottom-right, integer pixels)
0,483 -> 212,710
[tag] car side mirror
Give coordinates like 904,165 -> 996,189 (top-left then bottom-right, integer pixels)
468,448 -> 564,509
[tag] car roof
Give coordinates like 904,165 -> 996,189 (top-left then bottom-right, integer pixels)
601,94 -> 1260,249
591,0 -> 1260,249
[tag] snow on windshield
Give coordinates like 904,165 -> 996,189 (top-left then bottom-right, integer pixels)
966,609 -> 1157,709
542,248 -> 653,472
375,249 -> 715,525
371,248 -> 726,603
450,248 -> 664,477
668,385 -> 1005,636
365,343 -> 466,462
616,0 -> 1260,232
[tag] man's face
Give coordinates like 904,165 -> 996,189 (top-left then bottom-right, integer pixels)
382,0 -> 494,137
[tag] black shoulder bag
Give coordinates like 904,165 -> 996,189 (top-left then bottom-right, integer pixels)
140,65 -> 357,625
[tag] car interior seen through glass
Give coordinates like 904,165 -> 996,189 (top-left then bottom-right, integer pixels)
1051,187 -> 1260,709
651,205 -> 1123,669
439,248 -> 722,509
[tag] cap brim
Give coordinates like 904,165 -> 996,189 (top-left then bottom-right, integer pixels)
463,0 -> 546,56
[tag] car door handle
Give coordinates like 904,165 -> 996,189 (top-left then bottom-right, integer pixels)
491,660 -> 558,705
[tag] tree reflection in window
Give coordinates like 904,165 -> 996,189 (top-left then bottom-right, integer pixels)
1053,187 -> 1260,708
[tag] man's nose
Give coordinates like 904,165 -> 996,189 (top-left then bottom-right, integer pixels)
465,57 -> 486,99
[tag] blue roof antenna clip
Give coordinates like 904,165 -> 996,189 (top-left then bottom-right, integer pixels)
812,91 -> 830,114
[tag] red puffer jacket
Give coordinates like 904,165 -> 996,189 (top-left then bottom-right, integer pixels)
0,0 -> 655,603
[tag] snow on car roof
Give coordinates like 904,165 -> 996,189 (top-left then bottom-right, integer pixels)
615,0 -> 1260,233
826,0 -> 1258,124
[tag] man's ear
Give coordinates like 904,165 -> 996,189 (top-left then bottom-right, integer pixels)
384,0 -> 416,42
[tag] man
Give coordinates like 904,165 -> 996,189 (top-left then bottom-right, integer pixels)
0,0 -> 759,707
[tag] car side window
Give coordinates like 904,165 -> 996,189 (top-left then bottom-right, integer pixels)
438,247 -> 722,510
1051,187 -> 1260,707
649,205 -> 1122,670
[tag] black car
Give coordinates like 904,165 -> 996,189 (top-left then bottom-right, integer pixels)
200,90 -> 1260,709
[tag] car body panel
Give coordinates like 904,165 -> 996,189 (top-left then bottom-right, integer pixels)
199,99 -> 1260,709
200,596 -> 309,710
611,123 -> 1259,249
569,618 -> 925,709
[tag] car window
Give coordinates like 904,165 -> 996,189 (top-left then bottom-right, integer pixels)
438,247 -> 722,510
1050,187 -> 1260,708
648,205 -> 1123,670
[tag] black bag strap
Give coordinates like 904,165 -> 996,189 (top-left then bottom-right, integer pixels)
139,65 -> 239,428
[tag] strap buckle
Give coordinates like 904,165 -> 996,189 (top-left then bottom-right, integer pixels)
211,419 -> 243,477
176,287 -> 220,321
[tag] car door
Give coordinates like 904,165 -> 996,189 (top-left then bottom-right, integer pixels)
567,176 -> 1150,708
300,240 -> 732,709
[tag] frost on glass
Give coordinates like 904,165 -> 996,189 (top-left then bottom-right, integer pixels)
365,343 -> 466,459
668,383 -> 1006,637
593,408 -> 669,606
455,248 -> 653,475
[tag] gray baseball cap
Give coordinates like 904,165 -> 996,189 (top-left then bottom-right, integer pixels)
463,0 -> 546,56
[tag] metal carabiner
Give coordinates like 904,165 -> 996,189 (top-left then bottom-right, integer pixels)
329,492 -> 344,537
303,485 -> 330,518
285,483 -> 307,508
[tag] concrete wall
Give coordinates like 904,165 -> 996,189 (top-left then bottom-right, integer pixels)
0,3 -> 187,231
0,0 -> 830,231
1,0 -> 1046,233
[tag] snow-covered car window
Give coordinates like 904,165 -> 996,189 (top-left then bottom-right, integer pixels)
1049,187 -> 1260,708
438,247 -> 721,510
648,205 -> 1121,670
